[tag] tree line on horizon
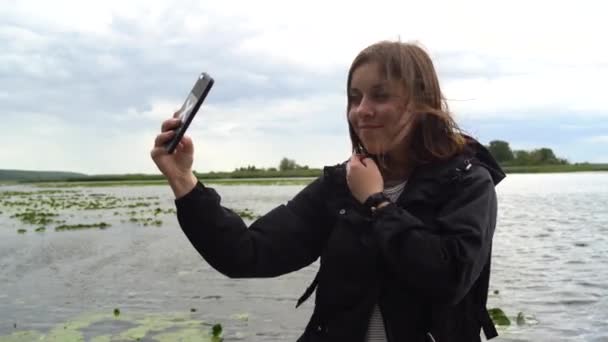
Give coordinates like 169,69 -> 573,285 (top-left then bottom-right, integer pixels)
0,141 -> 587,182
486,140 -> 568,166
232,158 -> 312,172
230,141 -> 571,173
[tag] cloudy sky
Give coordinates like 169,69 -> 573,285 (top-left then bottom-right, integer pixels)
2,0 -> 607,174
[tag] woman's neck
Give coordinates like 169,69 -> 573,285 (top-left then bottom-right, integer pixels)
379,151 -> 413,184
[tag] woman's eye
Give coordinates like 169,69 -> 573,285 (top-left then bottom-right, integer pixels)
348,95 -> 361,104
373,92 -> 389,101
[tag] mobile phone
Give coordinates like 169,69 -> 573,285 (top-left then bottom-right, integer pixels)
164,72 -> 214,154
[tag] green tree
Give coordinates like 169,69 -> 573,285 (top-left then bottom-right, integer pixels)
488,140 -> 514,163
513,150 -> 531,165
513,147 -> 568,165
279,158 -> 297,171
530,148 -> 558,164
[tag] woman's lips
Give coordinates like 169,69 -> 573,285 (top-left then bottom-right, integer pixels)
359,125 -> 383,130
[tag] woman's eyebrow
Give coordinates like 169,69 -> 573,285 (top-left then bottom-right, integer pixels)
371,83 -> 388,91
350,82 -> 388,92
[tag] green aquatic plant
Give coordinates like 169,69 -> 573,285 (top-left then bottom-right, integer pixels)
126,202 -> 151,208
153,207 -> 173,216
11,211 -> 59,225
17,229 -> 26,234
488,308 -> 510,326
55,222 -> 110,232
0,330 -> 44,341
234,208 -> 259,220
211,324 -> 223,340
1,312 -> 223,341
35,227 -> 46,232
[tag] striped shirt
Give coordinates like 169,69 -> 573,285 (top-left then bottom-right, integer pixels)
365,180 -> 407,341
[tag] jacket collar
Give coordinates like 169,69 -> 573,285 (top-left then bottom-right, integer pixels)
322,136 -> 506,189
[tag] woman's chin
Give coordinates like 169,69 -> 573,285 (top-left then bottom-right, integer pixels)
361,143 -> 384,155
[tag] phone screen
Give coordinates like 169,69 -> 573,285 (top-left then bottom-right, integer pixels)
178,92 -> 198,125
164,72 -> 214,153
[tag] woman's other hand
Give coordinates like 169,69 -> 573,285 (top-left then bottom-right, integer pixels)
346,153 -> 384,204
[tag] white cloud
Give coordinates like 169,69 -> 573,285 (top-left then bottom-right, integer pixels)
583,136 -> 608,143
2,0 -> 608,172
445,67 -> 608,120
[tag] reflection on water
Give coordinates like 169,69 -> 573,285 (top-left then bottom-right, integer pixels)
0,173 -> 607,341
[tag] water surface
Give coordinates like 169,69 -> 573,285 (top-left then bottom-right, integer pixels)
1,173 -> 607,341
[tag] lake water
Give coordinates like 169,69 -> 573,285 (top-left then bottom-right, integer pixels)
0,172 -> 607,341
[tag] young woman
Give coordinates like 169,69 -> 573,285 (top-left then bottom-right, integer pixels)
151,41 -> 505,342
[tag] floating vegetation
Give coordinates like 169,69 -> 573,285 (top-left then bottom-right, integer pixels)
154,207 -> 176,216
35,227 -> 46,232
234,208 -> 259,220
126,202 -> 151,208
10,211 -> 60,225
211,324 -> 223,341
55,222 -> 110,232
488,308 -> 510,326
0,312 -> 228,341
0,187 -> 181,233
126,217 -> 163,227
17,229 -> 27,234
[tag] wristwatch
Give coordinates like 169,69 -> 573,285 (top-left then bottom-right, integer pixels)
364,192 -> 391,213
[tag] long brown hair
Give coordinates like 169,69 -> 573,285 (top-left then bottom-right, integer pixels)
347,41 -> 465,166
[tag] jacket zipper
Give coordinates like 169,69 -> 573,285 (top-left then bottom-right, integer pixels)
378,299 -> 394,342
379,295 -> 438,342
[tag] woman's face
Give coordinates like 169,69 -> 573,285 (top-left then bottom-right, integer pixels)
348,62 -> 413,156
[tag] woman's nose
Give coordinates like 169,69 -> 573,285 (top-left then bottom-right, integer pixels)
355,96 -> 374,116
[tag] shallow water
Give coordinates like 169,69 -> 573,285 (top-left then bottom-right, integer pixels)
0,173 -> 607,341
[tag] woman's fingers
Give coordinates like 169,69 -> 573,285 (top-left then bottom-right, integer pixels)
180,135 -> 194,151
161,118 -> 182,132
350,153 -> 361,166
154,130 -> 175,147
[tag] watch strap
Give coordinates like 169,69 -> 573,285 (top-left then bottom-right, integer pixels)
364,192 -> 390,212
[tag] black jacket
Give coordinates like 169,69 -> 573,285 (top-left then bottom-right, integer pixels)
175,140 -> 505,342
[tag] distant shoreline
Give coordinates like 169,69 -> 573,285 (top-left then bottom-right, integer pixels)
501,164 -> 608,173
1,164 -> 606,187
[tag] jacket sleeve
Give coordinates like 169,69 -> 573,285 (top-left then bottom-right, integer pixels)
372,166 -> 497,304
174,177 -> 332,278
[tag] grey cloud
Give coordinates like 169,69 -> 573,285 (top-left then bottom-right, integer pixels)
1,11 -> 347,127
435,51 -> 527,80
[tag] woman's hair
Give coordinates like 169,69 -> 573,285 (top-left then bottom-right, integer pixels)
347,41 -> 466,166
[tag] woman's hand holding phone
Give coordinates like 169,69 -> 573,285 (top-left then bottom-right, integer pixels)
151,112 -> 198,198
